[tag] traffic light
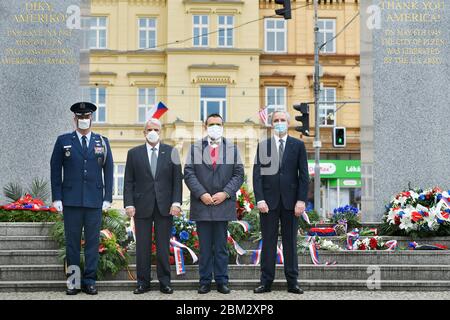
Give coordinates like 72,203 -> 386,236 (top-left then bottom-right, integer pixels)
333,127 -> 346,148
274,0 -> 292,20
294,103 -> 310,136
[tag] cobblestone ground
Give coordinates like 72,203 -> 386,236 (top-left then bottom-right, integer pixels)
0,290 -> 448,300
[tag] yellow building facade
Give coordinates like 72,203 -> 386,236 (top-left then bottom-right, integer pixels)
88,0 -> 360,212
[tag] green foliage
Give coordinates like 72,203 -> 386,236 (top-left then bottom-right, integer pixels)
3,182 -> 23,202
298,210 -> 321,231
28,178 -> 50,203
0,209 -> 60,222
50,209 -> 130,279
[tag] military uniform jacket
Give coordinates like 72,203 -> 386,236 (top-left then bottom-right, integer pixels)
50,131 -> 114,208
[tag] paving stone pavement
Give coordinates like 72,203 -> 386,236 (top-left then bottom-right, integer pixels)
0,290 -> 448,300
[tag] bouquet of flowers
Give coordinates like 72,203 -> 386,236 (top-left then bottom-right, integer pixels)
355,236 -> 386,251
381,187 -> 450,237
169,214 -> 199,264
236,183 -> 255,220
330,205 -> 361,230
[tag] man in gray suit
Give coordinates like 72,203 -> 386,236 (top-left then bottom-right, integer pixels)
123,118 -> 183,295
184,114 -> 244,294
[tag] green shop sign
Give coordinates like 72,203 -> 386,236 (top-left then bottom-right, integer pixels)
307,160 -> 361,179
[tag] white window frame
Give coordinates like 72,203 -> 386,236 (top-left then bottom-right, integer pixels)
200,86 -> 227,121
89,16 -> 108,49
319,87 -> 336,127
138,17 -> 157,50
218,15 -> 234,48
137,88 -> 157,123
265,87 -> 287,116
318,19 -> 336,54
264,18 -> 287,53
193,15 -> 209,47
113,163 -> 125,199
90,87 -> 107,123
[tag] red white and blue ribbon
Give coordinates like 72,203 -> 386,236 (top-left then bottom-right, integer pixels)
346,229 -> 360,250
227,231 -> 247,265
231,220 -> 251,233
276,244 -> 284,264
173,245 -> 185,275
384,240 -> 397,251
307,237 -> 336,266
252,240 -> 263,265
301,211 -> 310,224
170,237 -> 198,275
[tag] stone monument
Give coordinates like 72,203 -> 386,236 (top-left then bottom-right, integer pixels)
361,0 -> 449,221
0,0 -> 90,203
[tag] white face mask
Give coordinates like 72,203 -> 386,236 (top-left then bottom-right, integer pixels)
207,125 -> 223,141
146,130 -> 160,144
78,119 -> 91,130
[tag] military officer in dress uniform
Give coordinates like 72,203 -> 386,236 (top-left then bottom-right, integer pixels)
50,102 -> 114,296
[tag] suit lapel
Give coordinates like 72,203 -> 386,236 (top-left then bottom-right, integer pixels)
202,139 -> 214,170
140,144 -> 152,178
71,131 -> 82,156
155,143 -> 166,179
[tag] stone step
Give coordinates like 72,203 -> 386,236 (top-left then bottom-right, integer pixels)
1,264 -> 449,282
0,279 -> 449,292
2,250 -> 449,266
0,223 -> 54,236
0,236 -> 59,250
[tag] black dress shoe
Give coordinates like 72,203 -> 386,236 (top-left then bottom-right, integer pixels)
217,284 -> 231,294
66,288 -> 81,295
287,285 -> 304,294
133,285 -> 151,294
160,285 -> 174,294
81,285 -> 98,295
198,284 -> 211,294
254,285 -> 271,294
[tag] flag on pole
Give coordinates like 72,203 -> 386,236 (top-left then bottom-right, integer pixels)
258,107 -> 269,126
147,101 -> 168,120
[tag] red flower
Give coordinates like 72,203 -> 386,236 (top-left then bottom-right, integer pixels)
151,244 -> 156,253
192,231 -> 198,237
99,244 -> 106,253
411,211 -> 423,223
358,243 -> 367,250
227,237 -> 234,245
394,216 -> 401,225
194,241 -> 199,249
369,238 -> 378,250
250,203 -> 254,209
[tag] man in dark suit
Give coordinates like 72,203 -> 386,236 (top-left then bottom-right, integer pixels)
50,102 -> 114,295
184,113 -> 244,295
253,110 -> 309,294
123,118 -> 183,295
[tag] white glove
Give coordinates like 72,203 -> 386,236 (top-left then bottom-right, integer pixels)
52,201 -> 63,212
102,201 -> 111,211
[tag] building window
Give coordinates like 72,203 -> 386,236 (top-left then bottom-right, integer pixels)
138,18 -> 157,49
264,18 -> 286,53
319,87 -> 336,126
200,86 -> 226,121
90,87 -> 106,123
193,15 -> 209,47
218,15 -> 234,47
138,88 -> 156,123
89,17 -> 107,49
265,87 -> 286,116
318,19 -> 336,53
113,163 -> 125,198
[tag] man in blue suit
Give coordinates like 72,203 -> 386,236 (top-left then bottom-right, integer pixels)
253,110 -> 309,294
50,102 -> 114,295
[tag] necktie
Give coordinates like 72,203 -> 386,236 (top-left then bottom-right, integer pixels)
150,147 -> 157,177
210,147 -> 217,170
82,136 -> 88,156
279,139 -> 284,169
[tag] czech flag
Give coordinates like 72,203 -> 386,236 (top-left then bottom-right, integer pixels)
147,101 -> 168,120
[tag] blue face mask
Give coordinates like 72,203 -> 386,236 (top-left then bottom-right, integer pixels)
274,122 -> 287,134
